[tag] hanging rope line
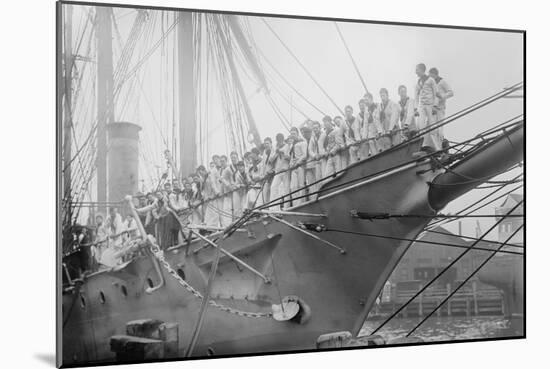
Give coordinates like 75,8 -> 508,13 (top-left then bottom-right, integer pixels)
406,224 -> 524,337
427,181 -> 523,230
255,45 -> 327,117
369,200 -> 523,336
185,234 -> 223,357
351,213 -> 523,220
261,18 -> 344,115
333,22 -> 368,93
118,14 -> 180,90
424,229 -> 524,250
324,228 -> 523,256
263,68 -> 311,120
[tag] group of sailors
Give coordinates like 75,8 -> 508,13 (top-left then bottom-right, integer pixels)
86,63 -> 454,262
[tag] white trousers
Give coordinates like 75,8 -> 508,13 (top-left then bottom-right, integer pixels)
305,167 -> 317,200
220,194 -> 233,227
435,107 -> 446,139
324,155 -> 340,177
203,200 -> 220,227
418,104 -> 441,151
232,190 -> 246,218
290,166 -> 306,206
270,172 -> 290,209
349,145 -> 360,164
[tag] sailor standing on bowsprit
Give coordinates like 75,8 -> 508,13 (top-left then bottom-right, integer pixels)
378,88 -> 401,149
429,67 -> 454,150
344,105 -> 361,164
414,63 -> 441,153
288,127 -> 308,206
398,84 -> 416,138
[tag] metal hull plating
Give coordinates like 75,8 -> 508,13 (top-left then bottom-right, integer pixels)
61,140 -> 445,364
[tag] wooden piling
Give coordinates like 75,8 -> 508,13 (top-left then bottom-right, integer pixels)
446,284 -> 452,316
472,281 -> 479,315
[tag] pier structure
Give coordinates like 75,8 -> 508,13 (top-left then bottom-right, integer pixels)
370,281 -> 505,319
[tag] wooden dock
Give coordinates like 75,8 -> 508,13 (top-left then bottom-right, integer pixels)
370,282 -> 504,319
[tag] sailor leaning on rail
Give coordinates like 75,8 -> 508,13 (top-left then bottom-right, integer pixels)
94,63 -> 455,255
81,207 -> 144,269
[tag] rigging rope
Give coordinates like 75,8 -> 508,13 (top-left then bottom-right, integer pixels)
424,229 -> 523,250
118,14 -> 180,90
185,230 -> 223,357
333,22 -> 368,93
352,213 -> 523,220
427,181 -> 523,230
324,228 -> 523,256
263,68 -> 310,120
261,18 -> 344,115
255,44 -> 327,117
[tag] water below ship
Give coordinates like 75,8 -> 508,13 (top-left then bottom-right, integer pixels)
360,315 -> 523,343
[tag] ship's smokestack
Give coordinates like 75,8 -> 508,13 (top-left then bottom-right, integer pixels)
107,122 -> 142,204
428,123 -> 523,211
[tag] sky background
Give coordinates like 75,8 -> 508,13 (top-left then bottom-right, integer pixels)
63,4 -> 524,239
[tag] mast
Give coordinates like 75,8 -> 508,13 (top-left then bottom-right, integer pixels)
96,6 -> 114,207
215,15 -> 262,148
62,4 -> 73,223
177,12 -> 197,177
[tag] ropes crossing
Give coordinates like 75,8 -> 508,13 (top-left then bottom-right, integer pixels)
368,200 -> 523,336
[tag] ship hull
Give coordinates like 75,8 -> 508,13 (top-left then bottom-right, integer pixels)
62,139 -> 441,365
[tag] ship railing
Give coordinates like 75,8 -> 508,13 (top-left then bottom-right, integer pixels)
64,227 -> 147,278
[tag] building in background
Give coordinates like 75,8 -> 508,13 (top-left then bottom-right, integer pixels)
387,226 -> 487,289
495,193 -> 524,245
478,193 -> 524,326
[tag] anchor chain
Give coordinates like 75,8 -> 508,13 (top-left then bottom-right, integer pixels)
148,241 -> 272,319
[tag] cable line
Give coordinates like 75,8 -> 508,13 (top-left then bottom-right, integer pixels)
255,44 -> 327,117
427,181 -> 523,230
351,213 -> 523,220
325,228 -> 523,255
424,229 -> 523,250
261,18 -> 344,115
333,22 -> 368,93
